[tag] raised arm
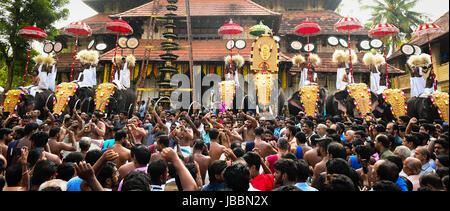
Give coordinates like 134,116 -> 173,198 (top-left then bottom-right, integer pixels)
161,148 -> 197,191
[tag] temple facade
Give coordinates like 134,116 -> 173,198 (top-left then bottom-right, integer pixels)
54,0 -> 405,107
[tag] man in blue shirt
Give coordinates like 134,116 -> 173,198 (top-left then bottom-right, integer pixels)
294,159 -> 318,191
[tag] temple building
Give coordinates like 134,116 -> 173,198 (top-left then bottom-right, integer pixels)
55,0 -> 405,105
388,12 -> 449,97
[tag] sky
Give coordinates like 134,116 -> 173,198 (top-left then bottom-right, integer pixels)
56,0 -> 449,28
35,0 -> 449,52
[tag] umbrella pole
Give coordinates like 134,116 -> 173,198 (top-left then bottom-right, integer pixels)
308,34 -> 311,84
22,41 -> 32,87
230,35 -> 233,78
70,34 -> 79,82
384,44 -> 389,89
110,33 -> 120,82
348,31 -> 354,83
427,34 -> 436,91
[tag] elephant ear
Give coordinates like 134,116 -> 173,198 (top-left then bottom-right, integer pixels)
334,90 -> 349,101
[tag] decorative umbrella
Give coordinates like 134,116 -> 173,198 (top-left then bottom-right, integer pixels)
18,26 -> 48,87
412,23 -> 443,91
334,17 -> 363,83
369,23 -> 400,89
64,21 -> 92,81
219,19 -> 243,76
106,19 -> 133,82
295,20 -> 321,84
249,21 -> 272,37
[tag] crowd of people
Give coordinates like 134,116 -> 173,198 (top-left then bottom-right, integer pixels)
0,100 -> 448,191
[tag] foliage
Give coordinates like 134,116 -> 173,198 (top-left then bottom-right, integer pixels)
0,0 -> 69,91
358,0 -> 430,51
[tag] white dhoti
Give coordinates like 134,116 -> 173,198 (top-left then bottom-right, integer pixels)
411,77 -> 426,97
79,67 -> 96,88
336,68 -> 348,90
299,68 -> 317,89
47,65 -> 57,92
119,62 -> 131,89
370,67 -> 380,93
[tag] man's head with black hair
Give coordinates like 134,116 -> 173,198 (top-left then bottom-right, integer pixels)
97,161 -> 118,190
5,163 -> 22,187
27,148 -> 44,167
254,127 -> 264,137
24,122 -> 39,136
420,173 -> 444,190
373,180 -> 402,191
121,171 -> 151,191
375,134 -> 390,152
156,135 -> 169,152
223,162 -> 250,191
323,174 -> 355,191
355,145 -> 372,161
31,160 -> 57,189
209,128 -> 220,140
208,160 -> 227,184
273,159 -> 297,187
30,131 -> 49,148
85,149 -> 102,166
0,128 -> 13,141
63,152 -> 84,164
317,138 -> 332,157
295,159 -> 312,183
56,162 -> 75,181
326,158 -> 351,177
384,155 -> 403,175
147,159 -> 168,186
242,152 -> 261,179
132,144 -> 151,166
295,132 -> 307,144
375,160 -> 399,182
114,130 -> 128,144
404,134 -> 421,150
436,154 -> 449,169
434,139 -> 449,156
327,142 -> 347,160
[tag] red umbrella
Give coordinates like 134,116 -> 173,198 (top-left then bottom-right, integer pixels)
369,23 -> 400,89
18,26 -> 48,87
412,23 -> 443,91
106,19 -> 133,82
219,19 -> 243,76
335,17 -> 363,83
64,21 -> 92,81
295,20 -> 321,84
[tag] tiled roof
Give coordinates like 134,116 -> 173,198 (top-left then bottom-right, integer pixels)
286,52 -> 405,74
110,0 -> 280,18
99,39 -> 291,62
389,12 -> 449,60
278,10 -> 369,36
60,13 -> 112,35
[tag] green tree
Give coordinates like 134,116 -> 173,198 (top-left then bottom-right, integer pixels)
358,0 -> 430,50
0,0 -> 69,92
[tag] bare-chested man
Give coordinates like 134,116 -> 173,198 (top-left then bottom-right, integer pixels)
253,127 -> 277,159
47,127 -> 77,157
108,130 -> 132,169
150,135 -> 170,162
186,139 -> 211,184
235,111 -> 258,143
208,128 -> 226,161
125,117 -> 147,144
117,144 -> 151,182
85,112 -> 106,149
